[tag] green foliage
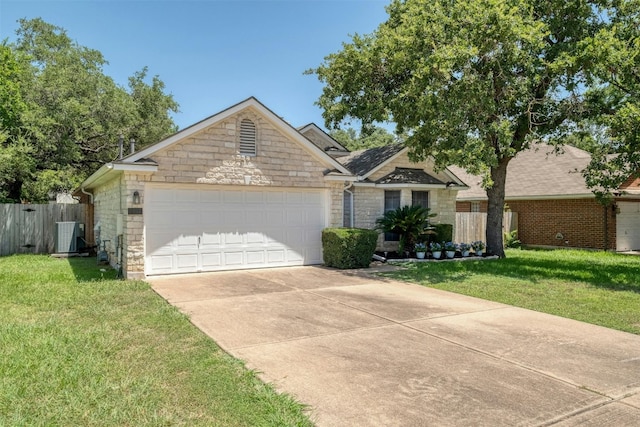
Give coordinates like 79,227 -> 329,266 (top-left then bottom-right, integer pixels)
329,126 -> 401,151
577,0 -> 640,201
0,255 -> 313,426
0,18 -> 179,202
375,205 -> 436,253
310,0 -> 610,258
322,228 -> 378,269
432,223 -> 453,245
504,230 -> 522,249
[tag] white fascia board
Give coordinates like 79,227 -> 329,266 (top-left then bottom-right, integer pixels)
370,183 -> 450,189
324,174 -> 359,182
78,164 -> 113,190
110,163 -> 158,173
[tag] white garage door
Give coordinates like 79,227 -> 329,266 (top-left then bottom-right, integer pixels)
145,185 -> 327,275
617,202 -> 640,251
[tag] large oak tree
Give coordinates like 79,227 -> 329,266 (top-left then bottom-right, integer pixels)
310,0 -> 608,257
0,18 -> 179,203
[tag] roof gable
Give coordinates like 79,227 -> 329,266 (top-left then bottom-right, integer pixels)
298,123 -> 349,152
375,168 -> 446,185
337,144 -> 406,177
123,97 -> 351,174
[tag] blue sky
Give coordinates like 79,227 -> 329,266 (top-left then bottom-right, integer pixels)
0,0 -> 389,131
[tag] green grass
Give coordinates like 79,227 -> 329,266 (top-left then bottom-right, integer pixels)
0,255 -> 313,427
385,249 -> 640,335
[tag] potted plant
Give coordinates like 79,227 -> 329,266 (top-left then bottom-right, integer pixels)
444,241 -> 457,258
429,241 -> 442,259
471,240 -> 486,256
414,242 -> 427,259
458,242 -> 471,257
375,205 -> 437,255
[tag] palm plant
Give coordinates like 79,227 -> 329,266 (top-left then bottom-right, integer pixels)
375,205 -> 436,253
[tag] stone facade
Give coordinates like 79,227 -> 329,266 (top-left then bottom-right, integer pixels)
351,152 -> 460,251
149,110 -> 329,188
92,107 -> 346,279
92,174 -> 124,272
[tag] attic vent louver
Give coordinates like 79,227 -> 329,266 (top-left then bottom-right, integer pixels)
239,119 -> 256,156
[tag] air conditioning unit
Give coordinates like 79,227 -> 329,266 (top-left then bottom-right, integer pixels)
55,222 -> 85,253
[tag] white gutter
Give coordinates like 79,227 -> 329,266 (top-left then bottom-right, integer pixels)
80,187 -> 94,204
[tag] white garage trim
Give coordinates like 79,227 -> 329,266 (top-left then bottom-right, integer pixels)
616,202 -> 640,251
144,184 -> 328,275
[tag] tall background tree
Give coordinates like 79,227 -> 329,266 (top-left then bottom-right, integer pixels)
310,0 -> 614,257
329,125 -> 401,151
0,18 -> 179,203
581,0 -> 640,202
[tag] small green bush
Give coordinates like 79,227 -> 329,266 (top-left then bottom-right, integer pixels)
504,229 -> 522,249
322,228 -> 378,269
432,223 -> 453,244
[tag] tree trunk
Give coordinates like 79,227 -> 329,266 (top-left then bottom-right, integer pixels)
486,156 -> 510,258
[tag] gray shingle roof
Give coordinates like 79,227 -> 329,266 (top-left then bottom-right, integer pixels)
337,144 -> 405,176
375,168 -> 445,185
450,143 -> 593,200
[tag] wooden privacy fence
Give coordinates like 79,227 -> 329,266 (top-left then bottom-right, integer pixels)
455,212 -> 518,244
0,204 -> 87,256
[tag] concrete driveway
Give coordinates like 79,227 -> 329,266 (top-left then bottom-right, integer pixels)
148,266 -> 640,426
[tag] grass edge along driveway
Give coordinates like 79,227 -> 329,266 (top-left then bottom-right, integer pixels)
384,248 -> 640,335
0,255 -> 313,427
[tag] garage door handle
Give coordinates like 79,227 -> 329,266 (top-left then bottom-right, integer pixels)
197,236 -> 201,247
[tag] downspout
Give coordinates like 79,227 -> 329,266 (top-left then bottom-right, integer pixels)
80,187 -> 93,204
344,182 -> 354,227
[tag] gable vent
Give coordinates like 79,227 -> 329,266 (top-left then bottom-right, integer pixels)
239,119 -> 257,156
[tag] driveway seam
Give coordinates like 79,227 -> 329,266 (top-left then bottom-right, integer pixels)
301,285 -> 620,399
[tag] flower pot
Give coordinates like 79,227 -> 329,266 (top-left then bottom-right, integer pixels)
475,250 -> 483,257
431,251 -> 442,259
446,250 -> 455,258
416,251 -> 426,259
461,250 -> 470,257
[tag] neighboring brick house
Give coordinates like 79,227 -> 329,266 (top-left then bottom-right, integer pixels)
76,97 -> 467,278
450,144 -> 640,251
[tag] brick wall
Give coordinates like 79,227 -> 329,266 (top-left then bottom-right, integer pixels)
507,198 -> 615,249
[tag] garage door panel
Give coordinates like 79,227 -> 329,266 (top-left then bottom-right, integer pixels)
201,252 -> 222,270
201,232 -> 221,245
246,251 -> 265,264
617,202 -> 640,251
224,252 -> 244,265
286,249 -> 304,262
145,186 -> 326,275
246,232 -> 266,244
176,254 -> 198,270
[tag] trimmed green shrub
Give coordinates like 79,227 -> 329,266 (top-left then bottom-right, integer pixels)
432,223 -> 453,244
322,228 -> 378,269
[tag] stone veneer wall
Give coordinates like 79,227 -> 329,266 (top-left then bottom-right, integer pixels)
92,174 -> 124,271
350,152 -> 460,251
148,110 -> 329,188
109,108 -> 346,279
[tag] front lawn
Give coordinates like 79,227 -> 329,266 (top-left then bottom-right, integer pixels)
0,255 -> 313,426
385,249 -> 640,335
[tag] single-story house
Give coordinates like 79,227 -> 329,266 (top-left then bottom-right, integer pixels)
76,97 -> 467,278
450,143 -> 640,251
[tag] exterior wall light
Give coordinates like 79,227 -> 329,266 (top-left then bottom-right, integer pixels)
133,191 -> 140,205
